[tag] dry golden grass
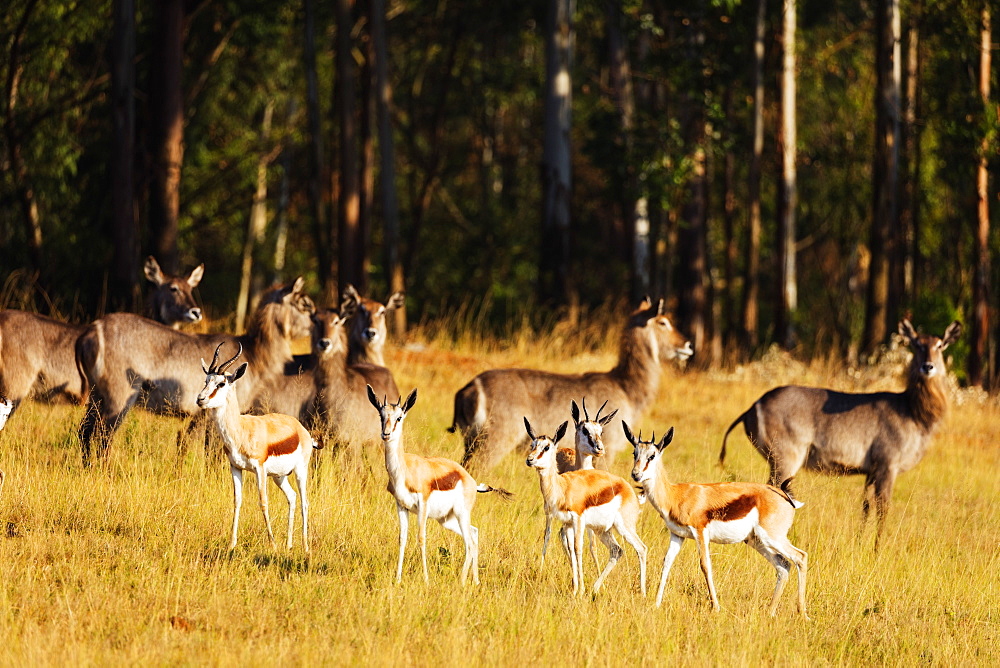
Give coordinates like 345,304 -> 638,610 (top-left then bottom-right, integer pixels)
0,314 -> 997,665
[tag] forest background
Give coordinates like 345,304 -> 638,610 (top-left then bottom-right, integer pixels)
0,0 -> 996,386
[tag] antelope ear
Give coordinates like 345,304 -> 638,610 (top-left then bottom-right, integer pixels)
366,384 -> 381,411
553,421 -> 569,444
386,292 -> 405,310
622,421 -> 636,445
143,256 -> 164,285
570,400 -> 581,426
523,417 -> 537,441
402,388 -> 418,413
290,276 -> 305,295
341,284 -> 360,306
599,408 -> 619,426
657,427 -> 675,451
941,320 -> 963,348
187,263 -> 205,287
231,363 -> 248,383
898,319 -> 918,342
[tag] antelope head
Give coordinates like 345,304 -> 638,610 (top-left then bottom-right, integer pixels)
524,418 -> 569,470
632,297 -> 693,363
898,319 -> 962,380
571,398 -> 618,459
311,303 -> 355,358
197,343 -> 248,409
144,255 -> 204,325
624,421 -> 674,485
343,284 -> 405,347
367,386 -> 417,442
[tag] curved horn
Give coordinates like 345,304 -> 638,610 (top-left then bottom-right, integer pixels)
204,342 -> 225,373
582,396 -> 590,422
594,399 -> 609,423
219,342 -> 243,374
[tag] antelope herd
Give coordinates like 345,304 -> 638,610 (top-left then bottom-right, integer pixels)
0,264 -> 967,615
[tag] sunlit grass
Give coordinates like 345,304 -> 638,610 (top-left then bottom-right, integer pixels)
0,311 -> 997,664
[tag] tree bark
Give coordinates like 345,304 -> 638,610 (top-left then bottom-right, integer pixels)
741,0 -> 766,353
969,5 -> 991,387
863,0 -> 901,354
900,3 -> 921,307
236,101 -> 273,332
148,0 -> 185,274
372,0 -> 406,334
539,0 -> 576,311
304,0 -> 329,294
110,0 -> 138,312
337,0 -> 361,304
776,0 -> 797,350
358,5 -> 374,296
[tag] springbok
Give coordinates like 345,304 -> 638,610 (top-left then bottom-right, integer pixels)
198,343 -> 314,552
452,298 -> 692,472
367,386 -> 511,585
0,394 -> 10,494
525,418 -> 647,597
0,257 -> 205,414
341,284 -> 405,366
76,278 -> 314,464
719,318 -> 962,550
627,422 -> 808,616
541,398 -> 619,568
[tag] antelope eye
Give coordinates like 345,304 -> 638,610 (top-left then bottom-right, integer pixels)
648,455 -> 655,463
542,445 -> 549,453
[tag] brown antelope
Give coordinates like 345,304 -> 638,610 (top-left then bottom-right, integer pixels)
541,398 -> 619,568
251,306 -> 399,451
0,257 -> 205,415
720,319 -> 962,550
525,418 -> 647,597
452,298 -> 692,471
76,278 -> 314,464
627,423 -> 808,617
198,343 -> 315,553
367,386 -> 512,585
341,284 -> 405,366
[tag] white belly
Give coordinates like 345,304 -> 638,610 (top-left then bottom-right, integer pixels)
551,497 -> 622,532
702,508 -> 759,544
227,449 -> 299,478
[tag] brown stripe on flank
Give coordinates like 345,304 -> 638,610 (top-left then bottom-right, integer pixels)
707,495 -> 756,523
267,434 -> 301,458
585,484 -> 617,508
428,470 -> 462,492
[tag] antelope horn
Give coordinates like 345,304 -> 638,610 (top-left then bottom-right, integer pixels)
595,399 -> 609,423
219,342 -> 243,374
204,342 -> 225,373
582,397 -> 590,422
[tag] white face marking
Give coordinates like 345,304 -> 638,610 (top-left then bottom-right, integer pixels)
526,438 -> 556,468
631,444 -> 659,484
197,375 -> 229,409
0,398 -> 12,430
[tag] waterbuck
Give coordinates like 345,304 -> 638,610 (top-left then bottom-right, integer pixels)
719,319 -> 962,550
0,257 -> 205,414
76,277 -> 314,464
450,298 -> 693,472
340,284 -> 405,366
250,305 -> 399,451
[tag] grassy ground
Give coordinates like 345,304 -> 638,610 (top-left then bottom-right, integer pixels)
0,320 -> 997,665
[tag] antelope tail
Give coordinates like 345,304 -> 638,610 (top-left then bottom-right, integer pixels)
719,408 -> 750,466
447,381 -> 475,433
476,483 -> 513,500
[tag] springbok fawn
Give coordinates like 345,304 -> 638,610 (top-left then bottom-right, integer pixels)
367,386 -> 511,585
525,418 -> 646,597
541,398 -> 619,567
0,257 -> 204,414
720,319 -> 961,550
77,277 -> 314,464
626,423 -> 808,617
198,343 -> 315,553
452,297 -> 692,471
341,284 -> 405,366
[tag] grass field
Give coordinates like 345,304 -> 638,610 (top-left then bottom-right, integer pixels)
0,318 -> 997,665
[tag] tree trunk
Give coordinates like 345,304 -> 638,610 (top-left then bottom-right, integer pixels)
539,0 -> 576,311
337,0 -> 361,304
372,0 -> 406,334
236,101 -> 273,332
304,0 -> 330,294
148,0 -> 185,274
776,0 -> 797,350
741,0 -> 766,353
863,0 -> 901,354
900,3 -> 921,307
969,5 -> 991,387
110,0 -> 138,312
4,0 -> 44,280
272,101 -> 294,285
358,6 -> 374,296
